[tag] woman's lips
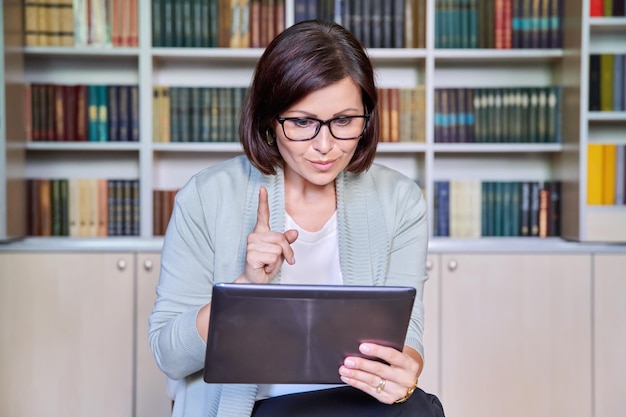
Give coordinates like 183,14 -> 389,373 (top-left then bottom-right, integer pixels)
309,159 -> 336,171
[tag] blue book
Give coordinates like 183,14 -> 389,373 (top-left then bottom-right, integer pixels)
613,53 -> 624,111
108,85 -> 119,141
437,181 -> 450,237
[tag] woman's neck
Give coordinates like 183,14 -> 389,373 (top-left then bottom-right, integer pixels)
284,176 -> 337,233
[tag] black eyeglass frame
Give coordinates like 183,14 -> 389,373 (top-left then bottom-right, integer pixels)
275,114 -> 370,141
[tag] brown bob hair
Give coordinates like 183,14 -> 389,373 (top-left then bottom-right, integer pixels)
239,20 -> 380,175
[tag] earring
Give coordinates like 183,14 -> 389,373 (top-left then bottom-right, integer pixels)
266,129 -> 275,146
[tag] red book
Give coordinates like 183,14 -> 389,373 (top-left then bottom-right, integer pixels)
129,0 -> 138,46
503,0 -> 512,49
75,85 -> 88,141
494,0 -> 505,49
24,84 -> 32,141
590,0 -> 604,16
64,85 -> 77,141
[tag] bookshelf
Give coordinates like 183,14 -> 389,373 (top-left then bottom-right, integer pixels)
582,10 -> 626,242
3,0 -> 624,243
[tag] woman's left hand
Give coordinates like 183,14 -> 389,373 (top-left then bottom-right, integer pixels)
338,343 -> 422,404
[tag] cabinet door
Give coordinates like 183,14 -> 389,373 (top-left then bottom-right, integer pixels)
593,254 -> 626,417
136,253 -> 172,417
0,252 -> 134,417
420,254 -> 441,396
440,254 -> 592,417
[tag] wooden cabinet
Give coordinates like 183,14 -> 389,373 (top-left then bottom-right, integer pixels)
438,253 -> 592,417
0,252 -> 134,417
136,253 -> 171,417
593,253 -> 626,417
420,254 -> 441,397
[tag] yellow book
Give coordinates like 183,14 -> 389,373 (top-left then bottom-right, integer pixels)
587,144 -> 604,205
602,144 -> 616,205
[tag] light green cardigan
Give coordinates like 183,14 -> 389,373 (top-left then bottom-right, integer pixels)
149,155 -> 429,417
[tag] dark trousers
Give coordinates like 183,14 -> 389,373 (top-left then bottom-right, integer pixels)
252,386 -> 445,417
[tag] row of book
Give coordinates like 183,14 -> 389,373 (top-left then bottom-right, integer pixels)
433,180 -> 561,238
435,0 -> 563,49
589,54 -> 626,112
26,178 -> 140,237
378,87 -> 426,143
152,0 -> 285,48
152,86 -> 246,143
294,0 -> 426,49
152,86 -> 427,143
153,189 -> 178,236
24,0 -> 138,47
26,84 -> 139,142
590,0 -> 626,16
587,144 -> 626,205
434,87 -> 562,143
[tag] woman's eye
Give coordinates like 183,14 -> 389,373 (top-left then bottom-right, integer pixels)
293,119 -> 315,128
333,117 -> 352,127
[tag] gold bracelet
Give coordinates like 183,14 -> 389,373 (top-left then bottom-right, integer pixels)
394,378 -> 418,404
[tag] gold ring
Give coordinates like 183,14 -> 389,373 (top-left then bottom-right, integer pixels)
376,378 -> 386,393
395,377 -> 418,403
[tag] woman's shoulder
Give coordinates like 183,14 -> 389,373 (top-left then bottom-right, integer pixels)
367,163 -> 423,196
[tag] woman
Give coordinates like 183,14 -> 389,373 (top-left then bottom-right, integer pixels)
150,20 -> 443,417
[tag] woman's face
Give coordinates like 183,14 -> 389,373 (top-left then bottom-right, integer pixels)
275,77 -> 365,188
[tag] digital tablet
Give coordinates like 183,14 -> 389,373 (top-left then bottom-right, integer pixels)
203,283 -> 416,384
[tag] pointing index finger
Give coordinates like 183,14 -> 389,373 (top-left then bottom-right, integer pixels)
254,186 -> 271,232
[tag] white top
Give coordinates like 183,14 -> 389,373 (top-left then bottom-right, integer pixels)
256,211 -> 345,400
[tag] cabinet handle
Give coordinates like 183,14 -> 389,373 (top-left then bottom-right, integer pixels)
117,259 -> 127,271
426,259 -> 433,271
144,259 -> 153,271
447,259 -> 458,271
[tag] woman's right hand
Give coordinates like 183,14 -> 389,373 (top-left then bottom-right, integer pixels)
236,186 -> 298,284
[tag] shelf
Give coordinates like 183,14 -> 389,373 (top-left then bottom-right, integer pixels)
588,112 -> 626,122
3,235 -> 625,254
25,142 -> 141,151
589,17 -> 626,33
151,47 -> 264,62
376,142 -> 427,152
368,48 -> 428,63
24,46 -> 140,57
433,143 -> 563,153
433,49 -> 564,64
152,142 -> 242,152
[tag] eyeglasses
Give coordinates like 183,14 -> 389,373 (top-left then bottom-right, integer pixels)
275,114 -> 370,141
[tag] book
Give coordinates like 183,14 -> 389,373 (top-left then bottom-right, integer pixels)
613,54 -> 624,111
436,181 -> 450,237
39,179 -> 52,236
600,54 -> 614,112
587,143 -> 604,205
602,144 -> 616,204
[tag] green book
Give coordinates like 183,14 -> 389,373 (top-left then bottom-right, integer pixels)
494,181 -> 503,237
60,178 -> 69,236
51,179 -> 62,236
201,87 -> 212,142
600,54 -> 614,111
152,0 -> 163,46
